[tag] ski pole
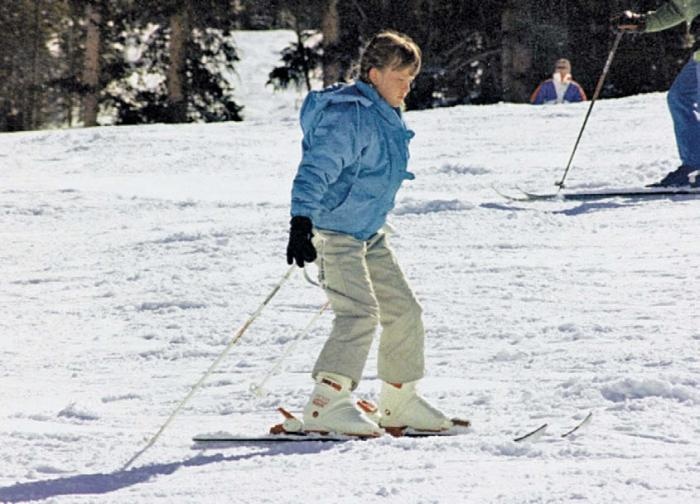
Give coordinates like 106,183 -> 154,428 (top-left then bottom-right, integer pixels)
556,31 -> 624,189
250,265 -> 327,397
121,265 -> 297,470
249,300 -> 330,398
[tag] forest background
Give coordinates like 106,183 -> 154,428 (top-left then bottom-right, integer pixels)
1,0 -> 696,132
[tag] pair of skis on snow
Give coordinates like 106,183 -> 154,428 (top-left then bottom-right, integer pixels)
512,411 -> 593,442
192,408 -> 592,444
493,185 -> 700,202
193,406 -> 469,443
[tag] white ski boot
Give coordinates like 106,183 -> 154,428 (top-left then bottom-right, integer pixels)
302,372 -> 383,438
379,381 -> 452,435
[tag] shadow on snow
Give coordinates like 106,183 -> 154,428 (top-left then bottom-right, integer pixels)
0,442 -> 335,503
550,201 -> 631,216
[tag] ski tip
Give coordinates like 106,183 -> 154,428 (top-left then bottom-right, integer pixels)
451,418 -> 471,428
277,407 -> 296,420
560,411 -> 593,438
491,185 -> 530,202
513,423 -> 548,443
270,408 -> 304,435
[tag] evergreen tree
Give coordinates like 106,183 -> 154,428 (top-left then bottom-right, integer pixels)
3,0 -> 694,130
104,0 -> 243,124
0,0 -> 65,131
271,0 -> 348,86
267,29 -> 322,92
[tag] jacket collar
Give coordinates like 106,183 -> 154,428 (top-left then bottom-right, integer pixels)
355,80 -> 406,129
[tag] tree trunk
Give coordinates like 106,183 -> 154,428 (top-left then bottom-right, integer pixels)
296,27 -> 312,92
66,5 -> 81,127
166,2 -> 190,123
82,1 -> 101,127
27,0 -> 42,130
501,2 -> 533,103
321,0 -> 340,86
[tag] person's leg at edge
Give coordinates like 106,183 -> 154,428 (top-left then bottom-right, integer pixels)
659,58 -> 700,186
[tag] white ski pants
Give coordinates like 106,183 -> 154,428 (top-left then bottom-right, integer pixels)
311,228 -> 425,388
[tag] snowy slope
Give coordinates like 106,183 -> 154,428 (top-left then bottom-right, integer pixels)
228,30 -> 320,122
1,31 -> 700,504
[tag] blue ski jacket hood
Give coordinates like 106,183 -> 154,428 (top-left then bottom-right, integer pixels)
290,80 -> 416,240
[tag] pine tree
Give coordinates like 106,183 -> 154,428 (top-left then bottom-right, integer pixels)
104,0 -> 243,124
0,0 -> 63,131
267,29 -> 322,92
82,1 -> 102,126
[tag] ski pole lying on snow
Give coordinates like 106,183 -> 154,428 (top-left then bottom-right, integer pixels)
556,31 -> 624,189
121,265 -> 297,470
249,300 -> 330,398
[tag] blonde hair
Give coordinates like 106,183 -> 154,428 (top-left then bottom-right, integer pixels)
359,30 -> 421,83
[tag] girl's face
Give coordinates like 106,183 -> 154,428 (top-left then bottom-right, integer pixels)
368,66 -> 417,108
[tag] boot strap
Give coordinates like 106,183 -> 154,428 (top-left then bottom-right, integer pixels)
321,378 -> 342,391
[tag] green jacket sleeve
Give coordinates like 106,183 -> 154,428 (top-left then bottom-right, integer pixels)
644,0 -> 700,33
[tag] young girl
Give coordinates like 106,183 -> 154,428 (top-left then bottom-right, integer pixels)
286,31 -> 452,437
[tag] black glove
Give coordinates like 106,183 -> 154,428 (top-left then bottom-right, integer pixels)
611,10 -> 646,32
286,216 -> 317,267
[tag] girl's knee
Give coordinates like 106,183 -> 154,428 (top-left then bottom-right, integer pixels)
410,299 -> 423,316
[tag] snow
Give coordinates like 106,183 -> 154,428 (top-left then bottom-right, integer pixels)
228,30 -> 319,122
1,30 -> 700,503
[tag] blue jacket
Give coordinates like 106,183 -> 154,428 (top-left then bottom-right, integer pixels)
290,80 -> 416,240
530,79 -> 587,105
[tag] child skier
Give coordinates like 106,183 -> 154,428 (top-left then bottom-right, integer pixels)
286,31 -> 453,437
613,1 -> 700,187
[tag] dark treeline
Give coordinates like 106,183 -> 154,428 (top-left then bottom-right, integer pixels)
0,0 -> 695,132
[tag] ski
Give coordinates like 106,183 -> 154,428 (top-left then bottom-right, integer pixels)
513,423 -> 548,442
560,411 -> 593,438
193,408 -> 591,445
493,185 -> 700,202
193,432 -> 353,443
192,428 -> 472,444
193,407 -> 471,444
513,412 -> 593,442
491,185 -> 531,202
523,187 -> 700,201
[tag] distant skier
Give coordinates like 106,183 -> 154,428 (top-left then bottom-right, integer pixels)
530,58 -> 588,105
613,1 -> 700,187
286,31 -> 454,437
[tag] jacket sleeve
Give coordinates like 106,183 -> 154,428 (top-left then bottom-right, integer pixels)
530,82 -> 546,104
571,82 -> 587,102
644,0 -> 700,33
290,102 -> 364,221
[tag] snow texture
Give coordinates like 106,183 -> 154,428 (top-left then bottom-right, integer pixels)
1,30 -> 699,503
